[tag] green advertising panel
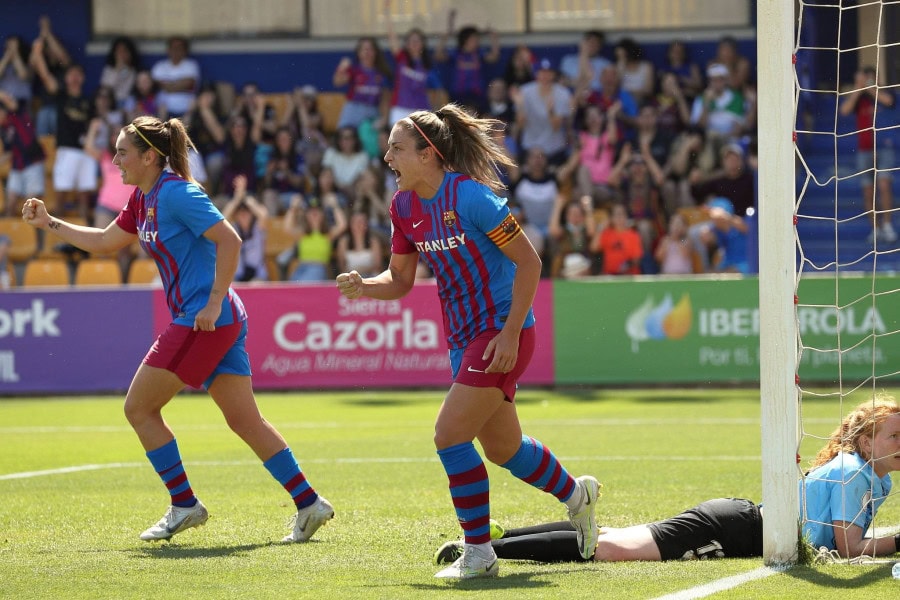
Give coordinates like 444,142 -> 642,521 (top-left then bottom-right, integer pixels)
553,275 -> 900,385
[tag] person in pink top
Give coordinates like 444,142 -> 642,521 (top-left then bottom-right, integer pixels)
572,102 -> 620,203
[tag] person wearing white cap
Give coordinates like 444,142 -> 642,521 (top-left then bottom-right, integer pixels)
689,62 -> 747,172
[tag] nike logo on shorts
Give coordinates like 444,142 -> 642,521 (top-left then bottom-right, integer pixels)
467,366 -> 485,373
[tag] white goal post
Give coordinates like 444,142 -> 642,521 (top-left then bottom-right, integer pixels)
757,0 -> 800,566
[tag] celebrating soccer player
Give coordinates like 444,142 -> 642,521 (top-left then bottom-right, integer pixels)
336,103 -> 601,579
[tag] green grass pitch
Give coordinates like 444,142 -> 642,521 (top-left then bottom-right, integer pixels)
1,387 -> 897,599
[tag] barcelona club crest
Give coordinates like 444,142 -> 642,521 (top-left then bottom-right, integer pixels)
442,210 -> 457,228
501,215 -> 518,235
146,207 -> 155,222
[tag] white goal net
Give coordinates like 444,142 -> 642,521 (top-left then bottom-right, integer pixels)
791,0 -> 900,564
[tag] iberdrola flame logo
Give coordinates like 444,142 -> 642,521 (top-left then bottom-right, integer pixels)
625,294 -> 692,352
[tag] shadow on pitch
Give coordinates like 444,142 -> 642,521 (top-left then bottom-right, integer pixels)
783,563 -> 892,588
131,540 -> 288,559
400,566 -> 586,592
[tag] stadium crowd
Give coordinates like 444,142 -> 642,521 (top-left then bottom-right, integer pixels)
0,13 -> 763,288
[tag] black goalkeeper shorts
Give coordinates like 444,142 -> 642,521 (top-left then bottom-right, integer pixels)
647,497 -> 763,560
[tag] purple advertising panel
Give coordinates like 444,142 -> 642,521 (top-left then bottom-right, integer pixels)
219,281 -> 555,390
0,289 -> 153,394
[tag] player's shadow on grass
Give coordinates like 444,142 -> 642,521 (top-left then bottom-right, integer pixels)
403,566 -> 586,591
132,541 -> 282,559
784,564 -> 891,588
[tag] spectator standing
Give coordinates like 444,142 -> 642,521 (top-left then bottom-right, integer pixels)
615,38 -> 655,106
332,37 -> 392,130
839,65 -> 897,244
559,30 -> 611,93
570,102 -> 619,203
434,10 -> 500,115
503,44 -> 535,91
32,59 -> 94,221
513,58 -> 574,167
0,36 -> 32,105
689,63 -> 746,171
28,15 -> 72,136
710,36 -> 752,94
384,2 -> 442,125
0,91 -> 44,217
151,36 -> 200,118
100,36 -> 142,108
659,40 -> 703,101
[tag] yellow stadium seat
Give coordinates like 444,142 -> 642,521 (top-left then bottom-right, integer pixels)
265,217 -> 297,258
0,217 -> 39,263
264,93 -> 290,123
316,92 -> 345,135
22,258 -> 70,287
126,258 -> 160,285
38,134 -> 56,175
74,258 -> 123,286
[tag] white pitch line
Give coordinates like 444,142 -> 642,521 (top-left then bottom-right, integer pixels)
0,455 -> 762,482
0,462 -> 145,480
652,566 -> 785,600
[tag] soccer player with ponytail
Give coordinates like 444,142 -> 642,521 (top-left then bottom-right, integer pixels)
336,104 -> 600,579
22,115 -> 334,544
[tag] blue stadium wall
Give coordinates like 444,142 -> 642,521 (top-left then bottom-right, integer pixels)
2,0 -> 771,98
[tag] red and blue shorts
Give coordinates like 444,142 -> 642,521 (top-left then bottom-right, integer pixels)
143,320 -> 251,389
450,326 -> 535,402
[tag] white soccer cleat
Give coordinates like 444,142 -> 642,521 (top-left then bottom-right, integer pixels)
282,496 -> 334,543
568,475 -> 601,559
434,543 -> 499,579
139,500 -> 209,541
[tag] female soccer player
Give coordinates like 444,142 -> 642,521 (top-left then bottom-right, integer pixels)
21,115 -> 333,544
434,396 -> 900,564
336,104 -> 600,579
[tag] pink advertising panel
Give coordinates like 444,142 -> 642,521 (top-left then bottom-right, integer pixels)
156,281 -> 555,390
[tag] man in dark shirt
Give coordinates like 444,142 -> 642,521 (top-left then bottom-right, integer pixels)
33,58 -> 94,222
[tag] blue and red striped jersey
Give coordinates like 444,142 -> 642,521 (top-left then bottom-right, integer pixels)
116,172 -> 247,327
390,171 -> 535,349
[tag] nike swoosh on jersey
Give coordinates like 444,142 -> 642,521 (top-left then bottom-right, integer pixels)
413,220 -> 425,228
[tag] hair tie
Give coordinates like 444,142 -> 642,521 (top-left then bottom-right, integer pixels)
133,125 -> 166,157
407,118 -> 445,161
